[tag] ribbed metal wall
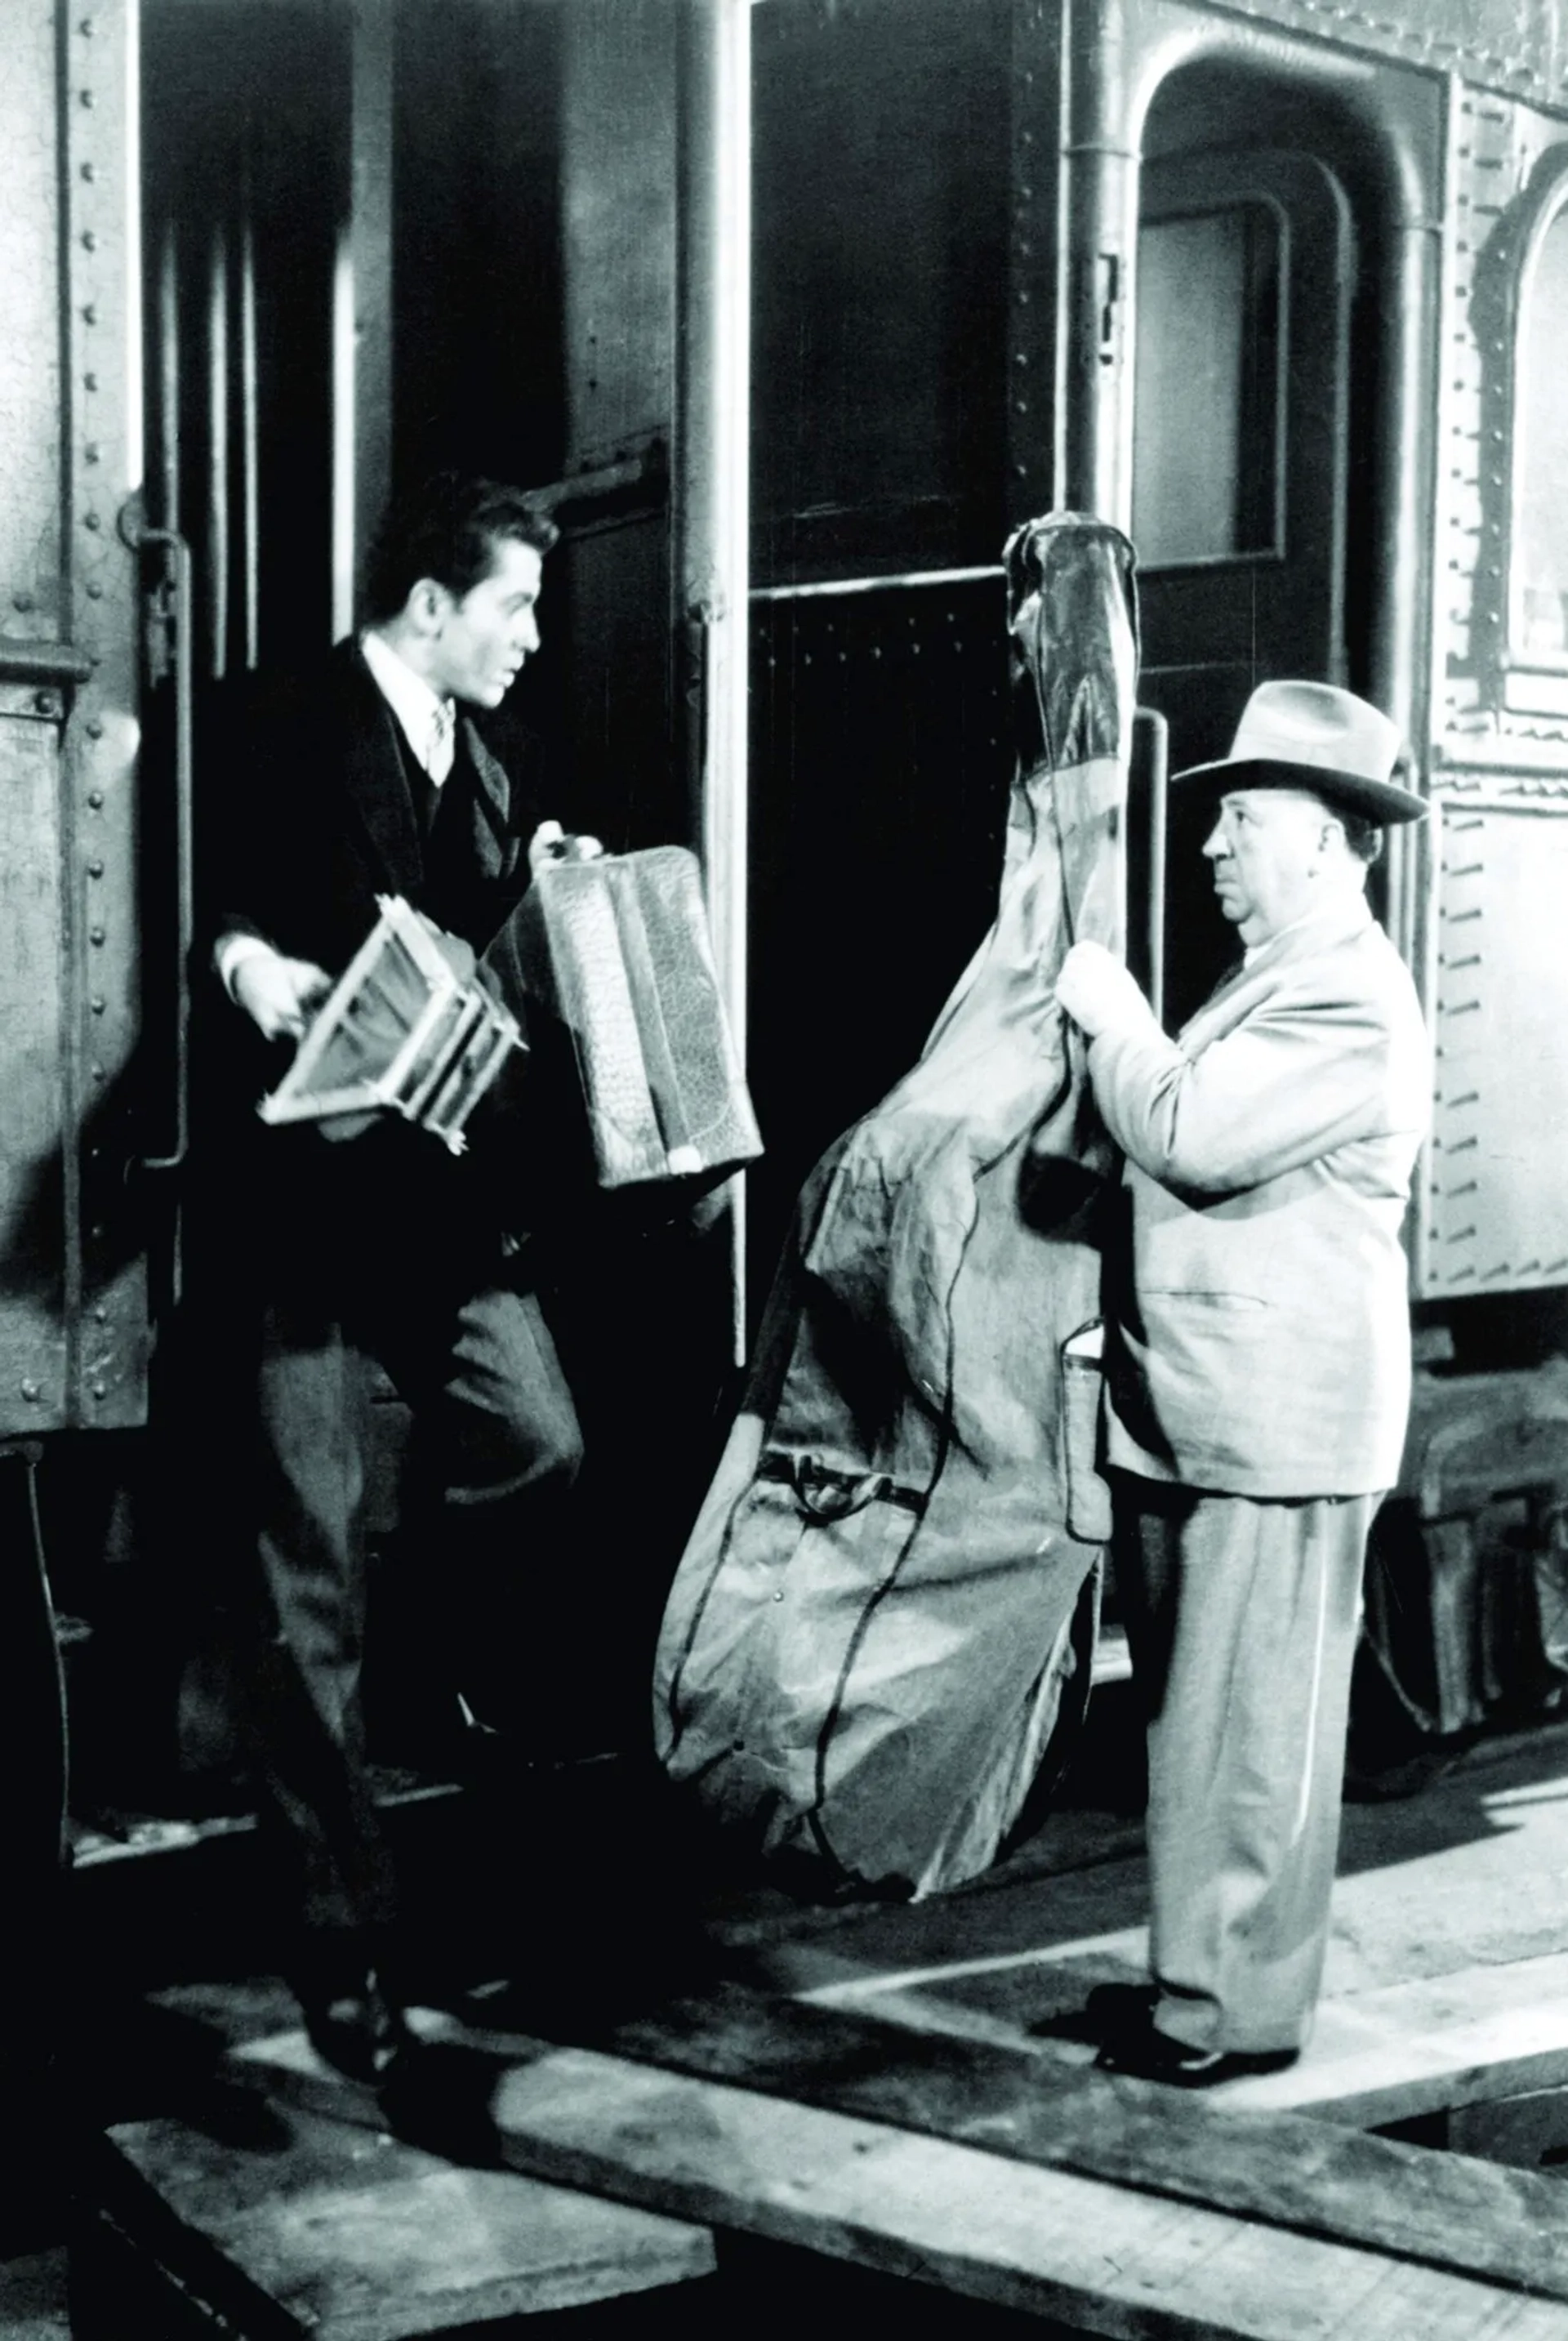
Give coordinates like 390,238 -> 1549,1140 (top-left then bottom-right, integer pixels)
0,0 -> 146,1435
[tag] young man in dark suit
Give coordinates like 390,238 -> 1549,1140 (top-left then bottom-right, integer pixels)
210,474 -> 581,2080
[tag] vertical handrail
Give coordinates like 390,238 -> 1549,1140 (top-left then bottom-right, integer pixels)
207,219 -> 230,679
677,0 -> 752,1361
1134,704 -> 1168,1025
16,1444 -> 66,1874
239,181 -> 261,671
122,506 -> 194,1175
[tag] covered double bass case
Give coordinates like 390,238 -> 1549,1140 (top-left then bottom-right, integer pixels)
653,513 -> 1137,1898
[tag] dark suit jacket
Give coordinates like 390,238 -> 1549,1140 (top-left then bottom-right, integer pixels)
199,637 -> 547,1265
211,636 -> 544,971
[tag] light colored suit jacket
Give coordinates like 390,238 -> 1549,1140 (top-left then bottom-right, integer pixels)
1085,895 -> 1431,1497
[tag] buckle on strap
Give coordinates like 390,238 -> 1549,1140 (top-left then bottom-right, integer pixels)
757,1449 -> 926,1523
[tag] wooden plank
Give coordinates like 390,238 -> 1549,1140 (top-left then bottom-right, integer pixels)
1208,1950 -> 1568,2125
804,1944 -> 1568,2129
229,2020 -> 1568,2341
1452,2088 -> 1568,2174
0,2249 -> 70,2341
600,1983 -> 1568,2304
94,2090 -> 714,2341
761,1894 -> 1568,2135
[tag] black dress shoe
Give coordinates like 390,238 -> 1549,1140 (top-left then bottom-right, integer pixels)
1084,1980 -> 1160,2040
1094,2013 -> 1298,2089
301,1967 -> 415,2086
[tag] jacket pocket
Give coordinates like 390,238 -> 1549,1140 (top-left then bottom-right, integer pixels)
1061,1320 -> 1112,1545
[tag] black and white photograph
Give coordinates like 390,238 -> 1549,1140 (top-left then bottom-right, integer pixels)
6,2 -> 1568,2333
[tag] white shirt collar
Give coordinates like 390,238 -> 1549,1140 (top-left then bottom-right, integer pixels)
360,627 -> 456,784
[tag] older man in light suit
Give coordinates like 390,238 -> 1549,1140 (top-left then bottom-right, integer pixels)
1055,680 -> 1431,2088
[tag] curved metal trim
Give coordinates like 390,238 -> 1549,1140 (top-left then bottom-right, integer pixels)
1502,143 -> 1568,676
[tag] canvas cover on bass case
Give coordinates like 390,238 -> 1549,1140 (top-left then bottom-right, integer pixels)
653,512 -> 1137,1900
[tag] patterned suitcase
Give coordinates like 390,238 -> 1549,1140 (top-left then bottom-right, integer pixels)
503,845 -> 762,1190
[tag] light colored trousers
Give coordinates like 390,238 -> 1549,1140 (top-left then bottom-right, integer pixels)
1114,1475 -> 1377,2054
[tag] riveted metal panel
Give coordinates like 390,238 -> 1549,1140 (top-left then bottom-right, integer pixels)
62,0 -> 146,1429
1417,81 -> 1568,1304
0,691 -> 71,1420
0,3 -> 74,1434
0,3 -> 65,640
1417,800 -> 1568,1299
1434,88 -> 1537,751
0,1 -> 146,1436
1007,0 -> 1063,528
1436,92 -> 1568,776
1186,0 -> 1568,108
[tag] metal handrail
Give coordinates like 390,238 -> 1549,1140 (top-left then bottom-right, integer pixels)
0,642 -> 94,686
120,501 -> 194,1175
1134,705 -> 1169,1024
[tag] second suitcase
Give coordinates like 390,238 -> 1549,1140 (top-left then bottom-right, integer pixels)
508,845 -> 762,1189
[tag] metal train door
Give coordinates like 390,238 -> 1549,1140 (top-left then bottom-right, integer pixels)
1134,149 -> 1354,769
1131,144 -> 1355,1020
745,0 -> 1015,1285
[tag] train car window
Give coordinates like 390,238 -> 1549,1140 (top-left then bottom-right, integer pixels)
1512,183 -> 1568,665
1132,146 -> 1352,1029
1133,203 -> 1282,568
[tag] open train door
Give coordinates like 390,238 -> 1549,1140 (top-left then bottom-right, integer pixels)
0,0 -> 155,2062
1132,145 -> 1355,1022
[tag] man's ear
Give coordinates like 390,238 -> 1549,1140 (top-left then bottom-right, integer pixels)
407,577 -> 450,635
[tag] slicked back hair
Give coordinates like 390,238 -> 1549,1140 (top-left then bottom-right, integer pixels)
362,472 -> 559,625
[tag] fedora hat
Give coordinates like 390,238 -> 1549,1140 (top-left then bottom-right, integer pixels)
1174,680 -> 1426,824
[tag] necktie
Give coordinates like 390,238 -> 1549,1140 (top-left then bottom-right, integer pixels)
427,698 -> 456,786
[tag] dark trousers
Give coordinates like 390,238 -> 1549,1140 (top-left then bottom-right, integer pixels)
239,1181 -> 581,1968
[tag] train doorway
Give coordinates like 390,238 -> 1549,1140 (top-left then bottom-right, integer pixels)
1134,148 -> 1353,774
1128,50 -> 1440,1022
116,4 -> 729,1795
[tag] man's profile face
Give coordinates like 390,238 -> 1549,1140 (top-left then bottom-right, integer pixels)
1202,785 -> 1334,949
427,536 -> 543,708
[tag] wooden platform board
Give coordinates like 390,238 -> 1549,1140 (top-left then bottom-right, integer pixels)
84,2086 -> 714,2341
0,2248 -> 70,2341
775,1935 -> 1568,2132
1192,1946 -> 1568,2124
217,1995 -> 1568,2341
81,1723 -> 1568,2336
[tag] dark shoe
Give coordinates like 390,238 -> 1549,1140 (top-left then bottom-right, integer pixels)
1094,2013 -> 1298,2089
301,1968 -> 415,2086
1084,1980 -> 1160,2040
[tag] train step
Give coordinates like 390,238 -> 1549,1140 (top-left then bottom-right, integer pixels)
78,2085 -> 714,2340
